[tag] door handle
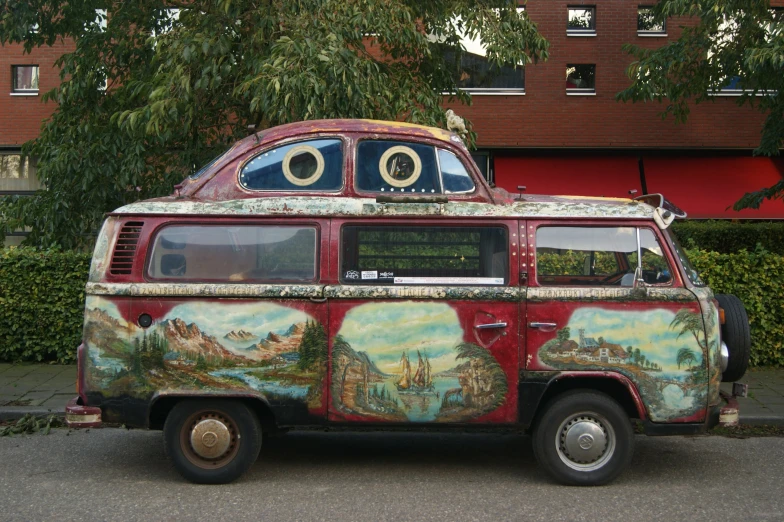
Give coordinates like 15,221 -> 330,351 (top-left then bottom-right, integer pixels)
475,322 -> 508,329
529,322 -> 557,329
309,296 -> 327,303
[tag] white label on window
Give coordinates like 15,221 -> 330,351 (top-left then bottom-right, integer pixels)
361,271 -> 378,280
393,277 -> 504,285
380,271 -> 394,278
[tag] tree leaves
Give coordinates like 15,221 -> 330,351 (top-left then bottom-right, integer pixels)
616,1 -> 784,209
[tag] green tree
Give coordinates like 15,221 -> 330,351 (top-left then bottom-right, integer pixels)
0,0 -> 548,249
617,2 -> 784,209
556,327 -> 571,342
676,347 -> 698,370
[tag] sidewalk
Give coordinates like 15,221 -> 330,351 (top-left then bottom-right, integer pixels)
1,363 -> 783,425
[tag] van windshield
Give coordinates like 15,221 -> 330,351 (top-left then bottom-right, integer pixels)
665,229 -> 705,286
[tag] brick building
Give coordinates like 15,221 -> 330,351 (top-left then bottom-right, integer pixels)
2,1 -> 783,245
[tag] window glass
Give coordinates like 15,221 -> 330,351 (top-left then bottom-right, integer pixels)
637,7 -> 666,33
341,226 -> 507,285
666,229 -> 706,286
355,140 -> 440,194
536,227 -> 636,286
12,66 -> 39,92
0,154 -> 40,191
148,225 -> 318,282
568,7 -> 596,33
566,64 -> 596,93
240,139 -> 343,191
439,149 -> 475,193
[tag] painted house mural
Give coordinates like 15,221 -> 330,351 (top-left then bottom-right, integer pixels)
330,301 -> 508,422
537,307 -> 711,422
83,297 -> 328,410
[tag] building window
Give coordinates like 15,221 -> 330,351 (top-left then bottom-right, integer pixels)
637,6 -> 666,35
444,8 -> 526,94
567,7 -> 596,36
566,64 -> 596,95
0,153 -> 39,193
11,65 -> 39,94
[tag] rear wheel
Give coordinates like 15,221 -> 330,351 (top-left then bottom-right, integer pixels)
715,294 -> 750,383
533,390 -> 634,486
164,400 -> 262,484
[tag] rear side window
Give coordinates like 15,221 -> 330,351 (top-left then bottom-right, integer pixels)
239,139 -> 343,191
341,225 -> 507,285
439,149 -> 475,193
148,225 -> 318,282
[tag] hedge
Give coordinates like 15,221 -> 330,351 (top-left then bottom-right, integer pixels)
672,220 -> 784,255
1,246 -> 782,367
688,247 -> 784,367
0,248 -> 91,363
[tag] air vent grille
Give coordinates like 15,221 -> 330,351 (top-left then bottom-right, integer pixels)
109,221 -> 144,275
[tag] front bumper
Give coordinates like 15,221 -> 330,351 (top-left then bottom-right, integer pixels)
65,397 -> 103,428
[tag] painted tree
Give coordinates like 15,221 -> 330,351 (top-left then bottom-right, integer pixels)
0,0 -> 548,249
617,2 -> 784,209
676,347 -> 698,370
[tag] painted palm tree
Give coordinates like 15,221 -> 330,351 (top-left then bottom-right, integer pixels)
676,347 -> 698,370
670,308 -> 714,370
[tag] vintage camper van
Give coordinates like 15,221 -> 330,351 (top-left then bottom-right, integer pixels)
66,119 -> 750,486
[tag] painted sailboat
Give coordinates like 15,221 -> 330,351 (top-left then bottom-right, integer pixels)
396,350 -> 435,394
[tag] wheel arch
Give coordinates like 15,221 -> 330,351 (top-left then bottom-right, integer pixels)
521,372 -> 647,429
148,393 -> 278,433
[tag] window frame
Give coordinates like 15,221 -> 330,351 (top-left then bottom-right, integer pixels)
236,136 -> 347,193
144,222 -> 321,284
637,6 -> 667,37
567,6 -> 597,36
532,223 -> 678,288
10,65 -> 40,96
338,222 -> 511,286
566,64 -> 596,95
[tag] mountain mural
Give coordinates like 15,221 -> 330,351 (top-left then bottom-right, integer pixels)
224,330 -> 257,342
244,322 -> 307,360
160,318 -> 244,361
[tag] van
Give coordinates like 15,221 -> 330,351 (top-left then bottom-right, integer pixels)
66,119 -> 750,485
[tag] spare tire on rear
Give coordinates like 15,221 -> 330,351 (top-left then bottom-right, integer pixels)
715,294 -> 750,382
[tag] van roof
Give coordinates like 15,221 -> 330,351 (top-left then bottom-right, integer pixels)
112,194 -> 656,220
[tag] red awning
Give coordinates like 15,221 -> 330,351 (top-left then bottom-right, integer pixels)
643,157 -> 784,219
494,157 -> 643,199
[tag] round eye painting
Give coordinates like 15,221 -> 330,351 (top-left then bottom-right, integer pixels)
379,145 -> 422,188
282,145 -> 325,186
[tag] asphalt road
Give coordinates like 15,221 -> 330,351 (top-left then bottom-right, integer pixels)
0,428 -> 782,521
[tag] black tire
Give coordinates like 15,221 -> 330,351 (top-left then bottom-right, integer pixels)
715,294 -> 751,383
533,390 -> 634,486
163,400 -> 262,484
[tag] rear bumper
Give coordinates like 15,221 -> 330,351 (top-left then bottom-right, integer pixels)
717,391 -> 740,427
65,397 -> 102,428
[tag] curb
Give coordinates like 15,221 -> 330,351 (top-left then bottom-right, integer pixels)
738,414 -> 784,427
0,407 -> 66,422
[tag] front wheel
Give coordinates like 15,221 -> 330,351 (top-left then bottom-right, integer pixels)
164,400 -> 262,484
533,390 -> 634,486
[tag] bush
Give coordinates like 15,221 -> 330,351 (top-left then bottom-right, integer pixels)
689,247 -> 784,367
672,221 -> 784,255
0,248 -> 90,363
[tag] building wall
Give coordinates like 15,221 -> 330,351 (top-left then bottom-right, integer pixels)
448,0 -> 780,149
0,40 -> 74,146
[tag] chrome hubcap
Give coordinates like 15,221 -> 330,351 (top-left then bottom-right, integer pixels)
190,418 -> 232,459
556,412 -> 616,471
720,342 -> 730,373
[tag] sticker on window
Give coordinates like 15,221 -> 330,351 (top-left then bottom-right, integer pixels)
393,277 -> 504,285
282,144 -> 325,186
378,145 -> 422,188
345,270 -> 360,280
361,271 -> 378,280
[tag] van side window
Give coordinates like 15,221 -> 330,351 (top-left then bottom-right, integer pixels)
536,226 -> 637,286
239,139 -> 343,191
438,149 -> 475,193
341,225 -> 507,285
355,140 -> 440,193
148,225 -> 318,282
